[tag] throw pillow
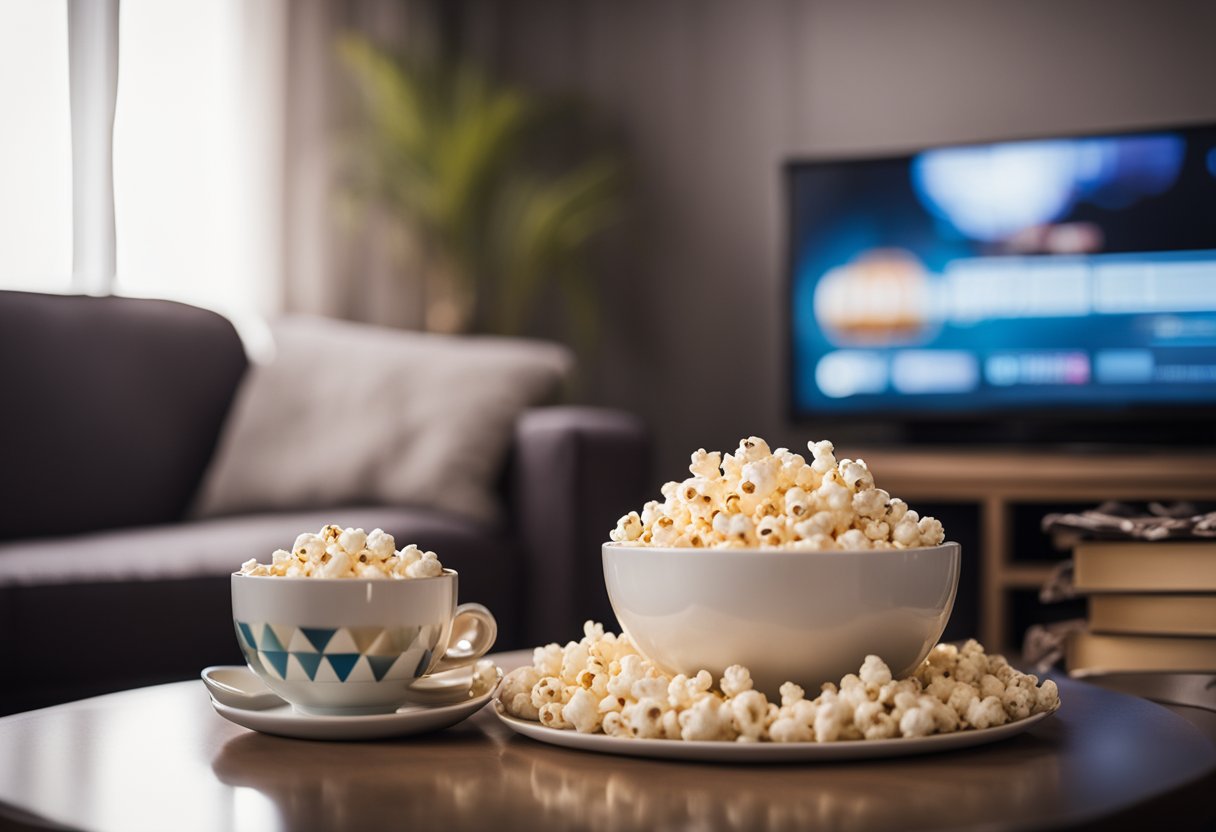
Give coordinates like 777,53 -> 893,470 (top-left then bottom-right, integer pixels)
191,315 -> 572,524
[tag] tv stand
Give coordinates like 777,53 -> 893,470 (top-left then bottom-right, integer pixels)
852,446 -> 1216,652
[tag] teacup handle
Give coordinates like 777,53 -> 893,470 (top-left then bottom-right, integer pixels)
431,603 -> 497,674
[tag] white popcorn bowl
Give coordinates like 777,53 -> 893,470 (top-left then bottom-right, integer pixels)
602,542 -> 960,698
231,569 -> 496,715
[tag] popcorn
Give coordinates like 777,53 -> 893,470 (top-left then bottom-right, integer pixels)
292,533 -> 326,562
610,512 -> 644,543
839,459 -> 874,491
679,696 -> 733,741
405,551 -> 444,579
623,697 -> 668,739
836,529 -> 871,550
854,700 -> 898,740
668,671 -> 714,709
769,709 -> 815,743
320,550 -> 354,579
719,665 -> 754,698
337,527 -> 367,554
813,697 -> 855,742
501,622 -> 1060,744
755,515 -> 787,545
922,695 -> 960,733
689,449 -> 722,479
629,677 -> 665,702
924,674 -> 957,703
239,558 -> 267,576
608,437 -> 945,550
538,702 -> 570,729
730,690 -> 769,742
965,696 -> 1009,730
858,655 -> 893,688
1002,684 -> 1035,721
531,677 -> 566,710
878,677 -> 920,707
725,514 -> 757,546
562,688 -> 601,734
500,666 -> 542,720
853,488 -> 888,519
601,711 -> 627,738
946,683 -> 978,719
778,681 -> 805,707
898,703 -> 937,738
979,674 -> 1006,700
661,709 -> 682,740
533,643 -> 563,678
365,528 -> 395,560
1034,679 -> 1060,714
237,526 -> 445,580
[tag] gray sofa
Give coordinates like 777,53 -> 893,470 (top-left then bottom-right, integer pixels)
0,291 -> 649,714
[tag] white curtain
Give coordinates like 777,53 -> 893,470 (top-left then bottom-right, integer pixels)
0,1 -> 72,292
0,0 -> 287,355
114,0 -> 286,352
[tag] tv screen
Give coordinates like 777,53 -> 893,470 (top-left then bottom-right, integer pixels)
787,123 -> 1216,431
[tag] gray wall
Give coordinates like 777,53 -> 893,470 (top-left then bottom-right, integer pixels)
470,0 -> 1216,480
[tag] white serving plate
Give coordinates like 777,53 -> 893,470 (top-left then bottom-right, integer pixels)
493,700 -> 1056,763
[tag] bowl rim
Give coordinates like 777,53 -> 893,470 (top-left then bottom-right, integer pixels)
602,541 -> 959,557
230,567 -> 459,582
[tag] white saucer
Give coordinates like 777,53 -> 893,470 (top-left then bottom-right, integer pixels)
493,700 -> 1056,762
207,665 -> 501,741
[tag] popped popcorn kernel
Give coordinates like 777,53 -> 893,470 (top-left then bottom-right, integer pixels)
720,665 -> 754,698
499,623 -> 1060,745
858,655 -> 893,688
605,437 -> 946,550
965,696 -> 1009,730
562,688 -> 601,734
238,525 -> 445,580
730,690 -> 769,742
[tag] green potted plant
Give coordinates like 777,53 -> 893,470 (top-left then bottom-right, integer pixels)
338,35 -> 622,347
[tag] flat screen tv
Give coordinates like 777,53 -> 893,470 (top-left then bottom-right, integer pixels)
786,122 -> 1216,444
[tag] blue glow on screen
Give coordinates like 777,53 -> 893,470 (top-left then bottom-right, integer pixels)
788,125 -> 1216,417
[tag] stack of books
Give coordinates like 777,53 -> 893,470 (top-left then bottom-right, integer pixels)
1067,540 -> 1216,675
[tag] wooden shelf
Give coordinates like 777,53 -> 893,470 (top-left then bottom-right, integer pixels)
1000,564 -> 1057,588
850,448 -> 1216,651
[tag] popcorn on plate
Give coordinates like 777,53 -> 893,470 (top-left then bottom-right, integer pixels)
609,437 -> 944,550
500,623 -> 1060,742
238,525 -> 444,579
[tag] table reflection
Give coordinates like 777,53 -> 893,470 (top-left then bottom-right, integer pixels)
212,711 -> 1064,832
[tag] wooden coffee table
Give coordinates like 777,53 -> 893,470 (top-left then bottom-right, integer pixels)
1,651 -> 1213,832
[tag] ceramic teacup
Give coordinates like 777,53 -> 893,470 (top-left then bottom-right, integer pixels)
231,569 -> 496,715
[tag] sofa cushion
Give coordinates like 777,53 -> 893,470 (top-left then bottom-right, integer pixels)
192,316 -> 572,524
0,507 -> 513,594
0,291 -> 248,538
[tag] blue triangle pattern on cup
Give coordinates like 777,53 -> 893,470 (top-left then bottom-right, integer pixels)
261,650 -> 290,679
300,627 -> 337,653
326,653 -> 360,682
413,648 -> 432,678
367,655 -> 397,682
236,622 -> 257,650
260,624 -> 285,652
292,652 -> 323,681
